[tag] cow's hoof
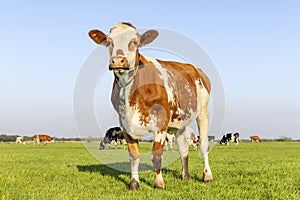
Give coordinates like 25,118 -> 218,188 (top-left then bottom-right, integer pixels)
204,179 -> 213,183
155,181 -> 165,190
203,172 -> 213,183
182,174 -> 190,180
130,179 -> 139,191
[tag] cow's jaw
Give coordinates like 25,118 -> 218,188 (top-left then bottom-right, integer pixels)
114,67 -> 136,88
113,69 -> 126,77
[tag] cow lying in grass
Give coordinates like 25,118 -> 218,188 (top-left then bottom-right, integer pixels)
16,137 -> 26,145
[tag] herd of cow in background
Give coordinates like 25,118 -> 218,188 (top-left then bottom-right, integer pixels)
98,126 -> 262,150
14,128 -> 262,147
15,134 -> 55,145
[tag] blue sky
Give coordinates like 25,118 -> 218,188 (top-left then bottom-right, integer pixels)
0,1 -> 299,139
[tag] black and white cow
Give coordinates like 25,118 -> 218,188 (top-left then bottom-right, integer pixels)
100,127 -> 127,150
219,133 -> 239,145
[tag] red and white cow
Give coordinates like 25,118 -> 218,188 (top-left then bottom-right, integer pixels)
165,133 -> 175,151
184,127 -> 199,151
89,22 -> 212,190
16,137 -> 26,145
250,135 -> 262,142
165,127 -> 198,151
33,134 -> 55,145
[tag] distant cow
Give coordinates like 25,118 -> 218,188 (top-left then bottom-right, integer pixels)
165,127 -> 199,151
220,133 -> 240,145
33,134 -> 55,145
16,137 -> 25,145
165,133 -> 175,151
184,127 -> 199,151
100,127 -> 126,150
250,135 -> 262,142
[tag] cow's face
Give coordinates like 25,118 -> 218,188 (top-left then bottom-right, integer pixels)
89,22 -> 158,78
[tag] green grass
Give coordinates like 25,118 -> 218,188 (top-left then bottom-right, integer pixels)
0,142 -> 299,200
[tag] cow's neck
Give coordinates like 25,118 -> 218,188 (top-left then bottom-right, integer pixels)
115,68 -> 135,88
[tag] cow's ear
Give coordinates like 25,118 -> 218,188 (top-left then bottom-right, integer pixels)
89,29 -> 107,45
139,30 -> 159,47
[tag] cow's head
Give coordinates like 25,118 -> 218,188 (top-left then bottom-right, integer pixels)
88,22 -> 158,79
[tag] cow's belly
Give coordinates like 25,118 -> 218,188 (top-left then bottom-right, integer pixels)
120,107 -> 157,139
168,115 -> 197,130
120,105 -> 200,139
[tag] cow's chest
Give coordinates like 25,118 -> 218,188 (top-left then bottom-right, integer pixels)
118,87 -> 157,139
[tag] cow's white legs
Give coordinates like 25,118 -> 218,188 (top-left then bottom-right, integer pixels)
169,140 -> 173,151
197,87 -> 213,182
197,109 -> 213,182
165,142 -> 169,151
124,133 -> 140,190
129,150 -> 140,189
176,128 -> 190,180
152,132 -> 166,189
113,141 -> 118,149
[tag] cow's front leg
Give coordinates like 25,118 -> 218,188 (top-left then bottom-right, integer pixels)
126,137 -> 140,190
152,132 -> 166,189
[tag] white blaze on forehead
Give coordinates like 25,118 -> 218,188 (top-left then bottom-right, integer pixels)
109,23 -> 138,56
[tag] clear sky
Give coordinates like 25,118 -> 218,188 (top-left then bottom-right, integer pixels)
0,0 -> 299,139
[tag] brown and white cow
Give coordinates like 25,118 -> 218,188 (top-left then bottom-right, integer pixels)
165,133 -> 175,151
89,22 -> 212,190
16,137 -> 26,144
250,135 -> 262,142
165,127 -> 198,151
184,127 -> 199,151
33,134 -> 55,145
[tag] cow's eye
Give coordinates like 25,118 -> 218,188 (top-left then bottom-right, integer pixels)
106,41 -> 110,47
129,40 -> 137,46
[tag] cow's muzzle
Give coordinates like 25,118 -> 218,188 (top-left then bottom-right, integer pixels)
109,56 -> 130,70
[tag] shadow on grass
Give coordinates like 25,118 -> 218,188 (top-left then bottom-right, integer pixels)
77,162 -> 155,189
163,168 -> 203,182
77,163 -> 204,189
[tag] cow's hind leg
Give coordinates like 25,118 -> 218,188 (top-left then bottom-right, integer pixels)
113,140 -> 118,149
197,111 -> 213,182
152,132 -> 166,189
197,87 -> 213,182
175,128 -> 190,180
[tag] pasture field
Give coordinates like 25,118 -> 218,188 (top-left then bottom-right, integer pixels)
0,141 -> 299,200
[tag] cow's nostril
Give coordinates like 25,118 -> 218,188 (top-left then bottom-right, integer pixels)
112,60 -> 115,64
120,58 -> 124,63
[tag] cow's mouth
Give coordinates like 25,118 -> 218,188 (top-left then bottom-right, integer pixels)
109,65 -> 130,71
109,65 -> 131,76
113,69 -> 126,76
